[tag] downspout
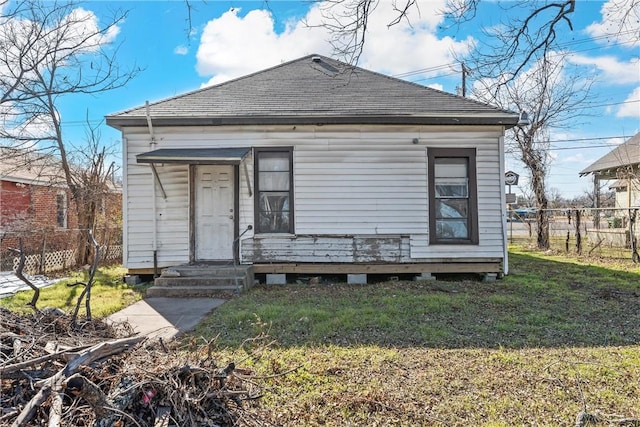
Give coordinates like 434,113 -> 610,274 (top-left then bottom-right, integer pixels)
146,101 -> 159,277
499,131 -> 509,275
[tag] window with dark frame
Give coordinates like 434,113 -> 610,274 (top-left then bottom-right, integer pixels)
254,147 -> 294,233
428,148 -> 478,244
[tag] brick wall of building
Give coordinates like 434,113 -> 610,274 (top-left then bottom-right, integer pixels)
0,180 -> 31,226
0,180 -> 122,270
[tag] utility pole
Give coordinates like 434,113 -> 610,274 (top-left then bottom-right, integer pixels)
461,63 -> 468,97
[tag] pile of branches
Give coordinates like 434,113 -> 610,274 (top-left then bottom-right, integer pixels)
1,308 -> 266,426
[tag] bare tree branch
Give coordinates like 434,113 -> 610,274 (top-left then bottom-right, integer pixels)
308,0 -> 639,85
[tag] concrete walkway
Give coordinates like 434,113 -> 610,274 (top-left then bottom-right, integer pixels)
107,297 -> 226,341
0,272 -> 64,298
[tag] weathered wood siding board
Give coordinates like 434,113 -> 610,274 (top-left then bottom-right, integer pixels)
123,125 -> 506,268
242,236 -> 407,263
354,237 -> 403,262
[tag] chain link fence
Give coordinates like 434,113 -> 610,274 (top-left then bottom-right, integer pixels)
507,207 -> 640,261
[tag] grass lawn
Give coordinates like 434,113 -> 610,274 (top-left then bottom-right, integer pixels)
190,246 -> 640,426
0,266 -> 149,317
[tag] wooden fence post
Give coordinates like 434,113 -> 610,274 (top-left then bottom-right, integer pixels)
575,210 -> 582,255
39,233 -> 46,275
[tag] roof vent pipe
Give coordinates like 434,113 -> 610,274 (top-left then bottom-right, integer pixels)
311,56 -> 321,63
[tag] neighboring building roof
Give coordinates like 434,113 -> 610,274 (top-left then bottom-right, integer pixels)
106,54 -> 519,129
0,147 -> 122,192
580,132 -> 640,178
609,179 -> 627,190
0,147 -> 67,186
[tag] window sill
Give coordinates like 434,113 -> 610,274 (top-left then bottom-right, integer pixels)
430,240 -> 478,245
253,233 -> 296,239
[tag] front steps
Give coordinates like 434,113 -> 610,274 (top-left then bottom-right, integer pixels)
146,264 -> 254,298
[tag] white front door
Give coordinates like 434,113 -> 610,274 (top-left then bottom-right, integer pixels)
195,165 -> 234,261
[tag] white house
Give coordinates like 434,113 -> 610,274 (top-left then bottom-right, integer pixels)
106,54 -> 519,286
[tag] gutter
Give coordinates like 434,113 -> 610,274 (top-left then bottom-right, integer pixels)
106,114 -> 520,129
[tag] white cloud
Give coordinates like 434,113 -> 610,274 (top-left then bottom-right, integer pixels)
586,0 -> 640,48
569,54 -> 640,84
196,8 -> 328,86
617,87 -> 640,118
174,45 -> 189,55
195,2 -> 473,86
350,1 -> 472,77
605,136 -> 629,146
562,153 -> 591,165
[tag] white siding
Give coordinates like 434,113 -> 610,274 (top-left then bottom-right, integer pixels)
122,125 -> 506,269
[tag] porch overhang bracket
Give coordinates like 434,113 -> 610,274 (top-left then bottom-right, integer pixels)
243,161 -> 253,197
150,163 -> 167,199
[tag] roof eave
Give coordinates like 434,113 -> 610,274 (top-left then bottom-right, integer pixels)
580,163 -> 640,179
106,114 -> 519,129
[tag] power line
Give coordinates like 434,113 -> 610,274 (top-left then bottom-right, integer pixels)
391,29 -> 638,80
548,144 -> 614,151
548,135 -> 631,143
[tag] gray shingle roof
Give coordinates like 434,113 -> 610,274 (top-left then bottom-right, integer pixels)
580,132 -> 640,177
107,54 -> 518,128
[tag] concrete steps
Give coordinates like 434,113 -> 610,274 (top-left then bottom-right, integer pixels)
146,264 -> 254,298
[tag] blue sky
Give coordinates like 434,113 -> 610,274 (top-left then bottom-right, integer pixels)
53,0 -> 639,198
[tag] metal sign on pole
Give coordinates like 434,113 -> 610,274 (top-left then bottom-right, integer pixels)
505,171 -> 520,242
505,171 -> 519,204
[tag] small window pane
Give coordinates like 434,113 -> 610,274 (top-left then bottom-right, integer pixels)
436,219 -> 468,239
259,171 -> 290,191
435,179 -> 468,198
259,193 -> 289,213
258,191 -> 290,233
434,159 -> 467,178
436,199 -> 469,219
259,211 -> 290,233
259,155 -> 289,171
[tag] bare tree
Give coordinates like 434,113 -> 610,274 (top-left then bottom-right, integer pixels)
0,0 -> 136,264
309,0 -> 639,82
473,54 -> 596,249
67,116 -> 120,264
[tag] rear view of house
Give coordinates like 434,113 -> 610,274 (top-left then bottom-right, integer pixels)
106,54 -> 519,286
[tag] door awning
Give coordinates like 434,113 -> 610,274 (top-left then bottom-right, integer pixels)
136,147 -> 251,165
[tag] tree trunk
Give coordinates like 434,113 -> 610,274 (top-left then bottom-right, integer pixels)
531,163 -> 549,250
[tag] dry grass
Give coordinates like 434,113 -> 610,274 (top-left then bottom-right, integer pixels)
0,266 -> 149,317
191,247 -> 640,426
